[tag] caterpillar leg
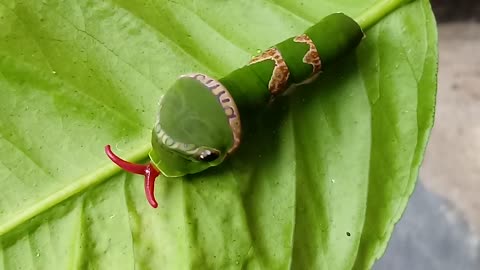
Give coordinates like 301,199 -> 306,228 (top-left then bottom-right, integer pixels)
105,145 -> 160,208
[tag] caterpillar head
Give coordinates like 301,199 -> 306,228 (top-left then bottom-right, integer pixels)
105,74 -> 241,208
150,74 -> 241,176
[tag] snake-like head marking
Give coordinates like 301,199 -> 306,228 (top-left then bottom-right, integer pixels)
105,74 -> 241,208
149,74 -> 241,177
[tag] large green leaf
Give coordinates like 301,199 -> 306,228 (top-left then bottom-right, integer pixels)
0,0 -> 437,269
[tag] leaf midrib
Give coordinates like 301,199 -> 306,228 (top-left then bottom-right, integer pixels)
0,143 -> 151,238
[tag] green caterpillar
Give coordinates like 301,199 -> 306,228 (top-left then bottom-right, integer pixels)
105,13 -> 364,208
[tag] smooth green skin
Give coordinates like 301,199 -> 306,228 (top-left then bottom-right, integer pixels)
220,13 -> 364,111
0,0 -> 436,269
150,77 -> 233,176
154,14 -> 363,176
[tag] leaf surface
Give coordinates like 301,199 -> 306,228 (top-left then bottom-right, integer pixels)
0,0 -> 437,269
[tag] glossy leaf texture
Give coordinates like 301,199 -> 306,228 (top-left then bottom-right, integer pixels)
0,0 -> 437,269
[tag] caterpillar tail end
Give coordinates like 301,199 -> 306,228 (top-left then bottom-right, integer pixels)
104,145 -> 160,208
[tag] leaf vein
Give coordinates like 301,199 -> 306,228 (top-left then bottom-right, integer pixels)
0,144 -> 150,238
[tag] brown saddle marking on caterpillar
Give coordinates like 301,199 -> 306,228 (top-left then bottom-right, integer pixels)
293,34 -> 322,77
250,48 -> 290,96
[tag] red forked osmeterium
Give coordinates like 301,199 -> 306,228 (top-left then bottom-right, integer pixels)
104,145 -> 160,208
